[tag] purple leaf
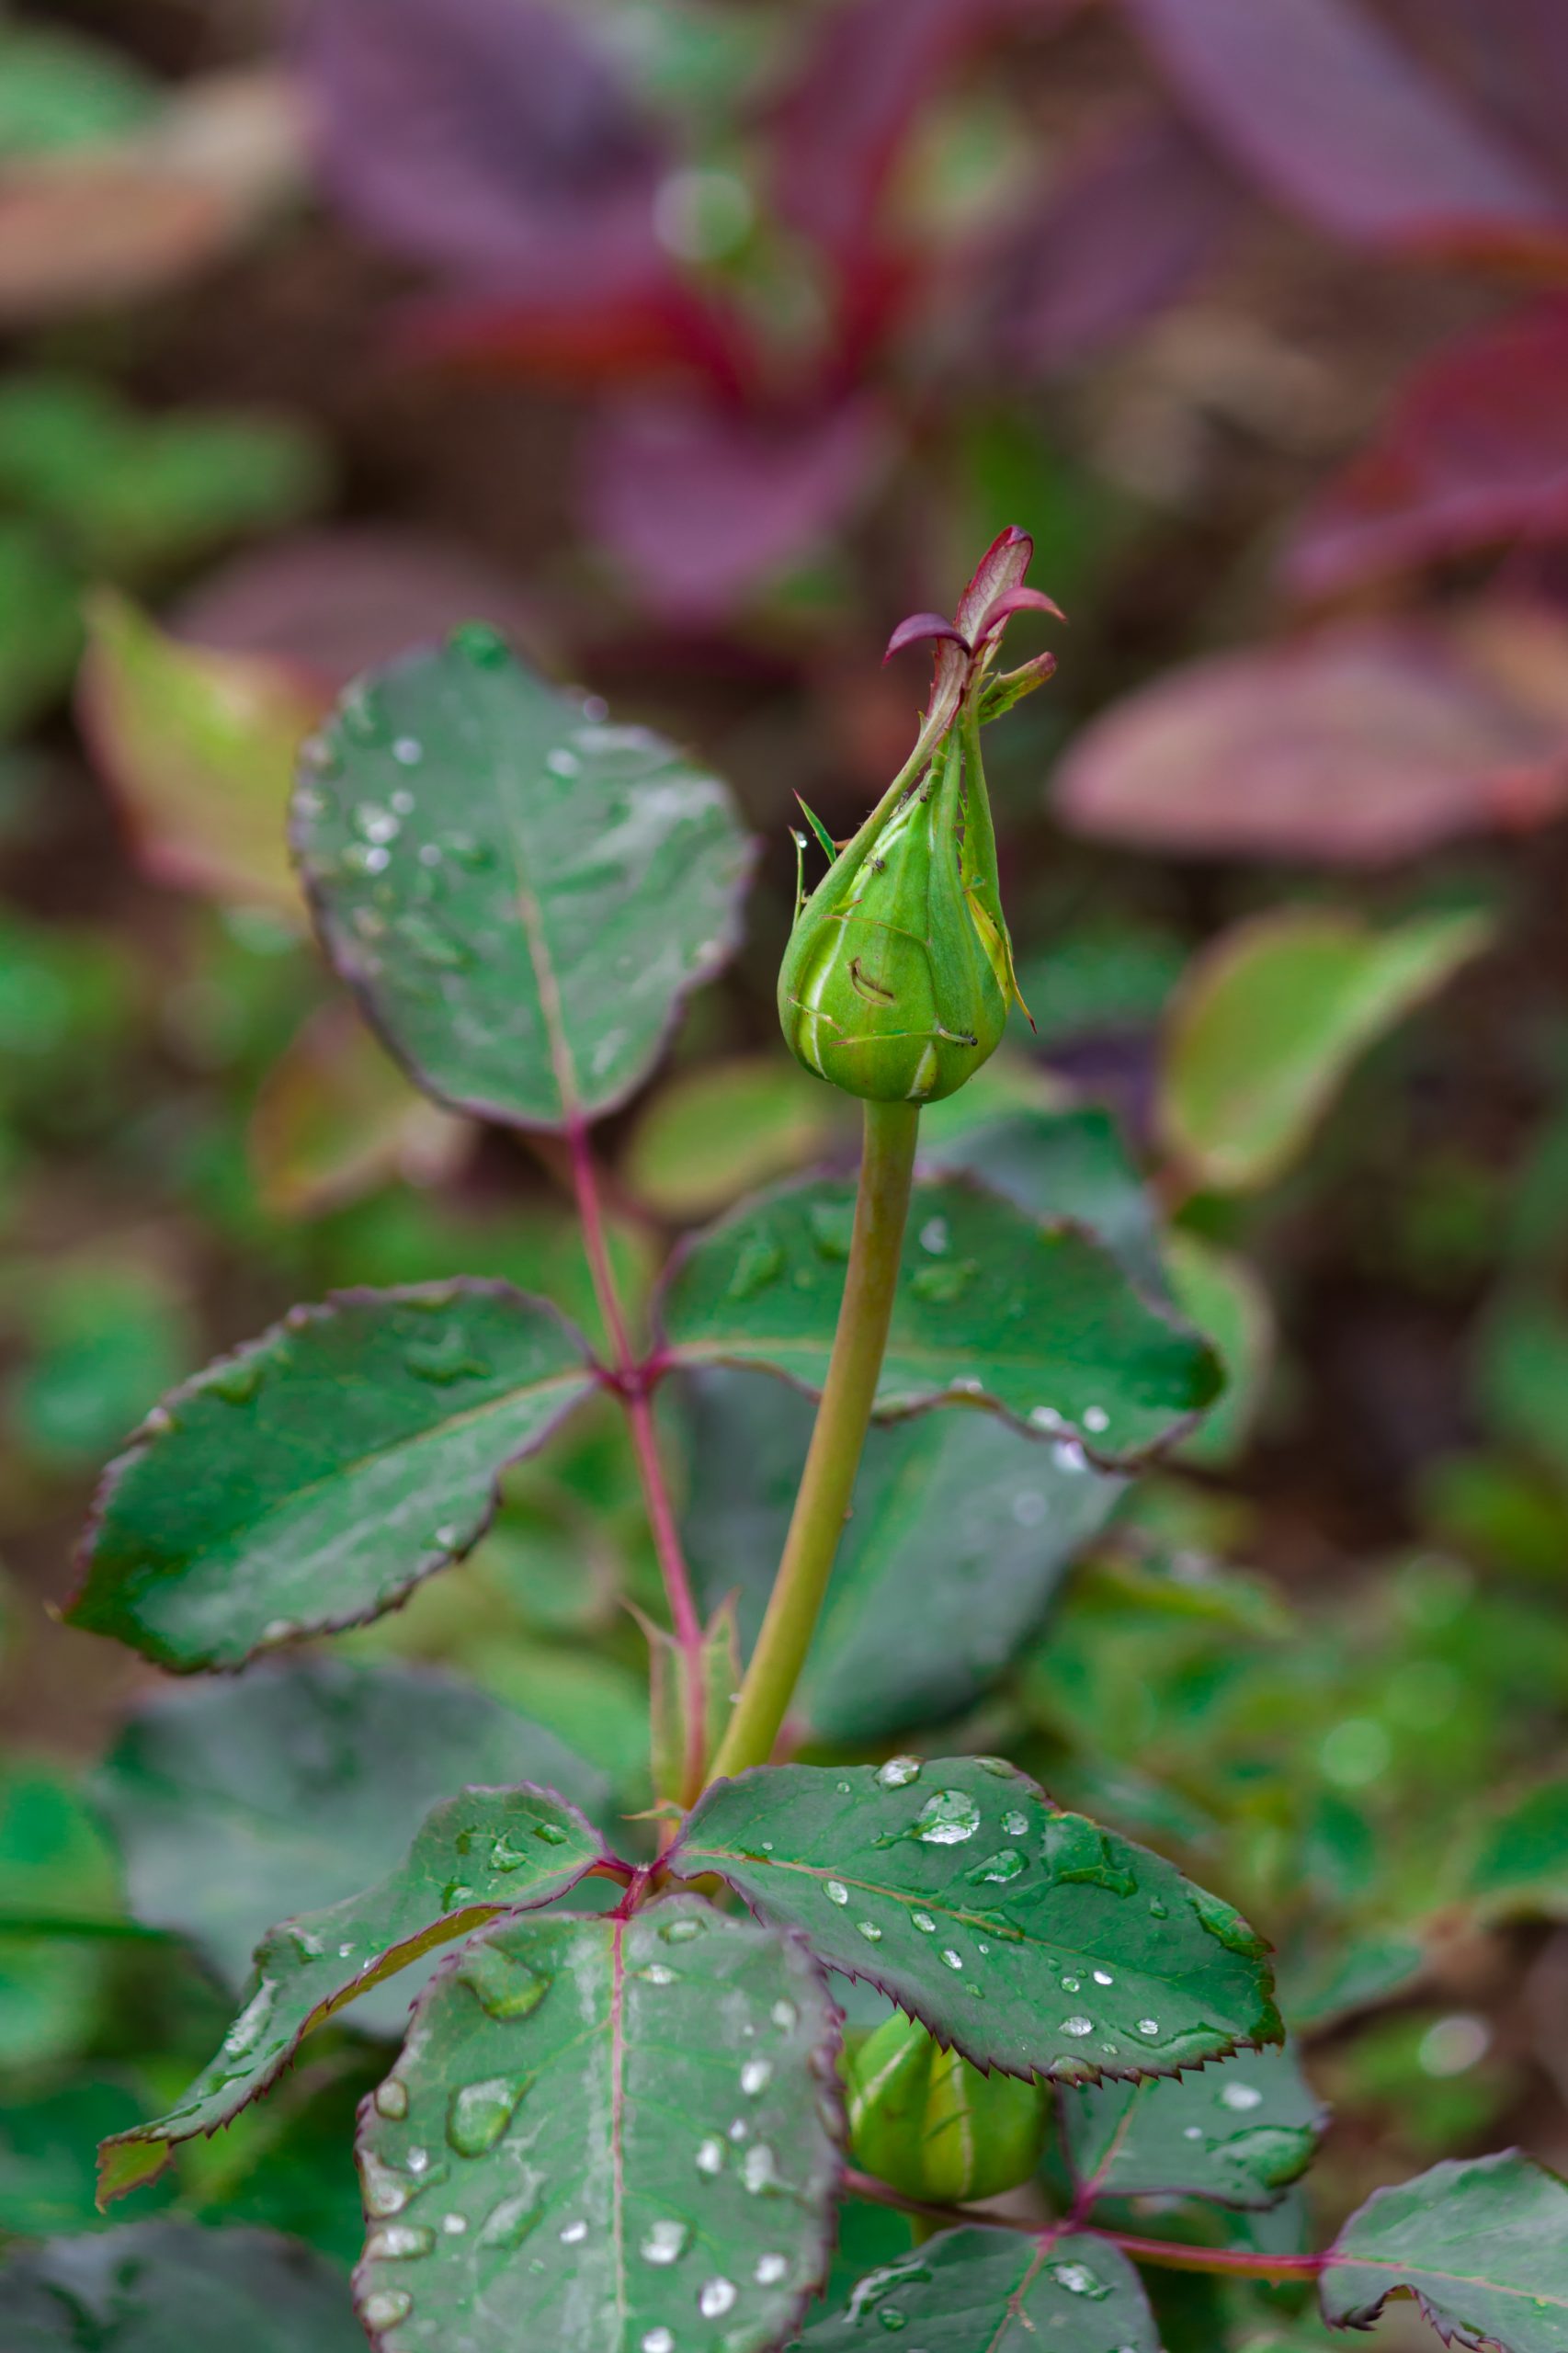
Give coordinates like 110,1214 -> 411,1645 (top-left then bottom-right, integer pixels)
954,524 -> 1034,641
1124,0 -> 1568,259
581,393 -> 891,617
301,0 -> 667,298
981,585 -> 1068,638
1283,297 -> 1568,600
979,107 -> 1241,375
883,612 -> 969,662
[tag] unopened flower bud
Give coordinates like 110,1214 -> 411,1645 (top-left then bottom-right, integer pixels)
846,2010 -> 1049,2202
778,737 -> 1006,1104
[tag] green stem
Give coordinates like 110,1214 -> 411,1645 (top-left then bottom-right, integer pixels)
707,1097 -> 920,1784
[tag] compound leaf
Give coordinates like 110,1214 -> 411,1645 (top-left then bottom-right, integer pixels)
657,1176 -> 1220,1463
68,1282 -> 597,1670
1060,2040 -> 1326,2212
97,1785 -> 606,2204
1320,2150 -> 1568,2350
672,1759 -> 1281,2082
795,2223 -> 1159,2350
353,1895 -> 841,2352
291,631 -> 753,1130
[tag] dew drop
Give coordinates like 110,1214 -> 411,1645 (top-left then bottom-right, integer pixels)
808,1202 -> 855,1261
366,2224 -> 435,2260
641,1961 -> 677,1986
696,2136 -> 724,2177
560,2218 -> 588,2245
360,2289 -> 412,2330
966,1848 -> 1024,1885
1048,2259 -> 1108,2300
824,1881 -> 849,1906
740,2058 -> 773,2096
222,1979 -> 278,2057
404,1330 -> 492,1384
1138,2018 -> 1160,2037
391,789 -> 415,816
769,2000 -> 797,2031
699,2278 -> 737,2319
1221,2081 -> 1264,2111
361,2155 -> 413,2217
1061,1977 -> 1080,1993
374,2078 -> 409,2120
875,1756 -> 922,1789
340,683 -> 387,745
209,1355 -> 262,1405
642,2333 -> 674,2353
405,2148 -> 431,2176
442,2212 -> 468,2234
919,1217 -> 949,1254
911,1912 -> 936,1934
352,801 -> 400,844
1002,1810 -> 1029,1838
856,1919 -> 883,1944
641,2219 -> 690,2267
448,2076 -> 523,2156
450,620 -> 510,667
459,1944 -> 552,2020
392,737 -> 423,767
1093,1970 -> 1114,1986
726,1235 -> 782,1301
1083,1405 -> 1109,1433
479,2177 -> 544,2248
1062,2017 -> 1094,2038
755,2253 -> 788,2286
940,1949 -> 964,1972
913,1790 -> 981,1846
547,747 -> 581,778
660,1915 -> 706,1944
743,2143 -> 777,2194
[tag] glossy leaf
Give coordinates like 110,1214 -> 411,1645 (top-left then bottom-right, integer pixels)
657,1174 -> 1220,1461
4,2221 -> 362,2350
924,1104 -> 1165,1297
1124,0 -> 1565,259
249,1003 -> 471,1219
1053,608 -> 1568,865
1465,1779 -> 1568,1919
291,631 -> 753,1129
98,1785 -> 605,2203
69,1281 -> 597,1670
353,1895 -> 840,2351
625,1055 -> 842,1221
1284,298 -> 1568,600
77,591 -> 319,912
681,1370 -> 1120,1744
1160,908 -> 1489,1192
1061,2041 -> 1326,2211
1320,2150 -> 1568,2348
672,1758 -> 1282,2082
92,1662 -> 608,1998
795,2223 -> 1159,2350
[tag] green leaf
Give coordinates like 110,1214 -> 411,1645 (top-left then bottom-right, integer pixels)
181,2044 -> 387,2269
353,1895 -> 840,2351
1320,2150 -> 1568,2350
97,1785 -> 606,2204
291,631 -> 753,1130
0,1765 -> 124,2069
77,591 -> 320,912
672,1759 -> 1281,2082
68,1281 -> 597,1670
0,2079 -> 171,2235
92,1662 -> 609,2006
795,2223 -> 1159,2350
1465,1779 -> 1568,1920
1164,1230 -> 1273,1468
0,24 -> 160,160
925,1104 -> 1165,1296
3,2221 -> 362,2350
1060,2042 -> 1326,2212
0,518 -> 81,735
625,1055 -> 842,1220
1159,908 -> 1490,1193
681,1370 -> 1120,1743
658,1176 -> 1220,1461
250,1002 -> 470,1220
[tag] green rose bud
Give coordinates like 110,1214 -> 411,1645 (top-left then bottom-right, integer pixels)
778,735 -> 1007,1104
846,2010 -> 1050,2203
778,527 -> 1060,1107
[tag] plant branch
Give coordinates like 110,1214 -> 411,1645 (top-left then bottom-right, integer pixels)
567,1116 -> 707,1804
707,1097 -> 920,1785
843,2173 -> 1327,2283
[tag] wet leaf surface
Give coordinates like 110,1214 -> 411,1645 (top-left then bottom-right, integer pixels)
354,1894 -> 841,2353
1061,2040 -> 1326,2211
672,1758 -> 1282,2082
794,2222 -> 1159,2351
1321,2150 -> 1568,2348
3,2220 -> 363,2350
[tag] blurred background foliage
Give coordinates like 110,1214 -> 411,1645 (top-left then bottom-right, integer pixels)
6,0 -> 1568,2327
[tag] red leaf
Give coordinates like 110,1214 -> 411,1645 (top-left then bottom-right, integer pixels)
954,525 -> 1034,642
1283,298 -> 1568,600
1053,607 -> 1568,865
302,0 -> 666,300
173,528 -> 550,692
1124,0 -> 1568,261
581,394 -> 891,617
977,107 -> 1241,375
883,613 -> 969,661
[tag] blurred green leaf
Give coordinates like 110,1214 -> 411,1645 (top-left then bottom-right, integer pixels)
92,1662 -> 609,2018
1159,908 -> 1490,1193
2,2220 -> 362,2347
0,24 -> 160,160
624,1053 -> 838,1219
250,1002 -> 471,1220
78,591 -> 320,911
0,2078 -> 171,2235
8,1259 -> 188,1473
1165,1229 -> 1274,1467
